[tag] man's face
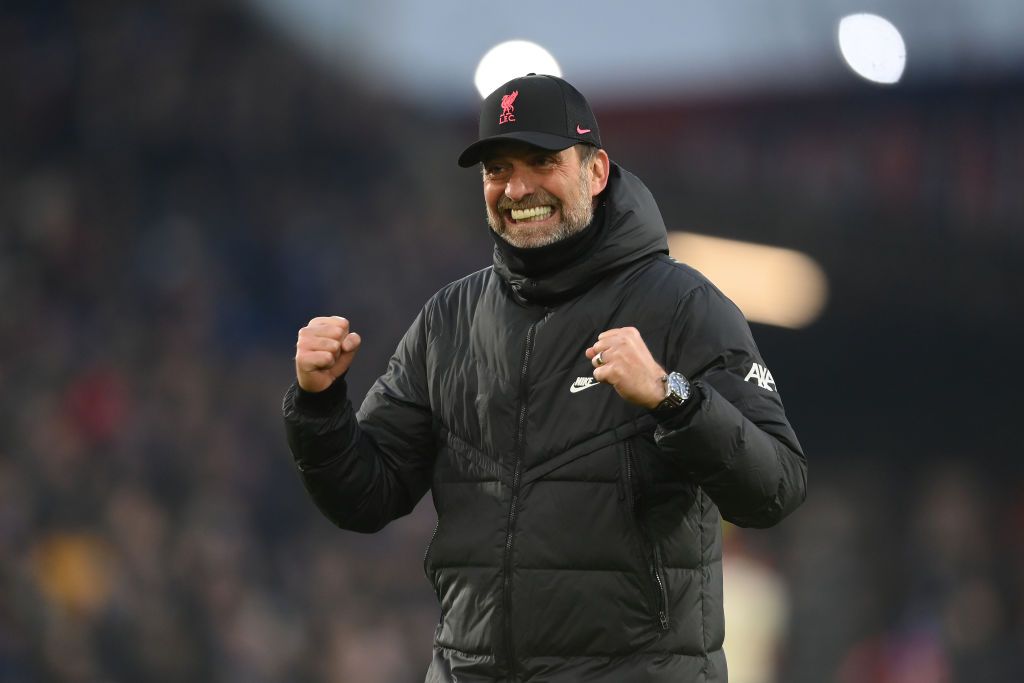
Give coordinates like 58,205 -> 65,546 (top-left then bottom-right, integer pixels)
481,143 -> 601,249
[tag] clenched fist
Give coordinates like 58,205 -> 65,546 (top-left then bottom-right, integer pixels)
295,316 -> 362,393
585,327 -> 666,409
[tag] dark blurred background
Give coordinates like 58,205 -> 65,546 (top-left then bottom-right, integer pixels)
1,1 -> 1022,681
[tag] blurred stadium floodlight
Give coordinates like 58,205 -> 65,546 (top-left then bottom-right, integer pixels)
244,0 -> 1024,107
837,13 -> 907,85
667,233 -> 828,329
474,41 -> 562,98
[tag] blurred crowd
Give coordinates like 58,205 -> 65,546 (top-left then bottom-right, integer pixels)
1,1 -> 1021,681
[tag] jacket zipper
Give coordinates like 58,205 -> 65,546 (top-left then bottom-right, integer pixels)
502,321 -> 537,680
423,519 -> 440,575
423,518 -> 442,604
624,441 -> 670,632
652,544 -> 670,631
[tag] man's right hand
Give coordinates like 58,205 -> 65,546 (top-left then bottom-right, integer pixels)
295,316 -> 362,393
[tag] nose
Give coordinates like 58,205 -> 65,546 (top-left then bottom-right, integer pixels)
504,169 -> 534,202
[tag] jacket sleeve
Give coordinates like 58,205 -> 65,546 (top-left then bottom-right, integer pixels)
282,309 -> 436,533
654,282 -> 807,528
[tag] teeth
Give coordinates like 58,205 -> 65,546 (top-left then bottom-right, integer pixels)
510,206 -> 553,221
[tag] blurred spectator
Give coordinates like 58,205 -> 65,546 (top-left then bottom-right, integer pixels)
722,527 -> 790,683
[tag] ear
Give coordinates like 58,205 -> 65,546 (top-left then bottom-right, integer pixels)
588,148 -> 611,197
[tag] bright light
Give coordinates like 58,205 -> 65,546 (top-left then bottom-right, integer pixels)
474,41 -> 561,98
667,232 -> 828,329
837,13 -> 906,85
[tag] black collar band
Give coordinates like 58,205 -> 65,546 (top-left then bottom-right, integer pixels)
490,201 -> 606,279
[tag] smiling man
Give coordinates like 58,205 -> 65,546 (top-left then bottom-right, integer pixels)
480,140 -> 605,249
283,73 -> 807,683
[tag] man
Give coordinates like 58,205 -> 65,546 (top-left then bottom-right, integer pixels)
283,73 -> 807,682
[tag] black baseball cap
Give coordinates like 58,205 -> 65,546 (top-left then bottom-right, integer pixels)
457,73 -> 602,167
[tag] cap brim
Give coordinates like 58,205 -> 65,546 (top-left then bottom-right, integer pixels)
457,131 -> 581,167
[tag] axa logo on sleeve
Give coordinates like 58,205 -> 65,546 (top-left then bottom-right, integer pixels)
744,363 -> 777,392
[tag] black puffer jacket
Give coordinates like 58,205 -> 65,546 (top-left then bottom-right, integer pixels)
283,164 -> 807,683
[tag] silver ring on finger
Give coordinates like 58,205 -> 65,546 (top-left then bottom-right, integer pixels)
595,351 -> 605,367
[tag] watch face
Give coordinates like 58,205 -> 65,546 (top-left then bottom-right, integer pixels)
663,372 -> 690,407
674,373 -> 691,400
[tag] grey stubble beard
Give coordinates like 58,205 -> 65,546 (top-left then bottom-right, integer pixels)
486,166 -> 594,249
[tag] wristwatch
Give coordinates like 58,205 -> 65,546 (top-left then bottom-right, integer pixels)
656,372 -> 691,412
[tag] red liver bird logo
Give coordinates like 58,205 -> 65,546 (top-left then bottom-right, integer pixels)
499,90 -> 518,124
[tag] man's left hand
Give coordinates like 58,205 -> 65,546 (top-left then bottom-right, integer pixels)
586,327 -> 666,410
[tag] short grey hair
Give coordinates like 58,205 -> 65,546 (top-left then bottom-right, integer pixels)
575,143 -> 599,166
